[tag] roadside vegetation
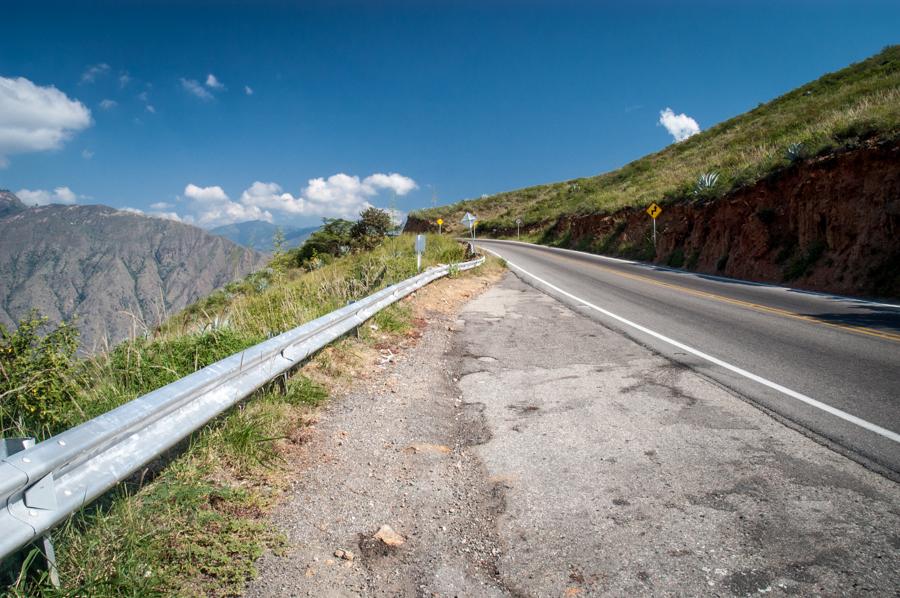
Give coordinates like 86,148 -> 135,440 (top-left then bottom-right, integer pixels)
0,209 -> 483,596
411,45 -> 900,235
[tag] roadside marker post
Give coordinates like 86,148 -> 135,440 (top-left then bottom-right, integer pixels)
646,202 -> 662,245
461,212 -> 477,240
437,218 -> 443,235
415,234 -> 426,272
516,218 -> 523,240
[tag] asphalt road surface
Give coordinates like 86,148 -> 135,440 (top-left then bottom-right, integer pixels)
474,240 -> 900,479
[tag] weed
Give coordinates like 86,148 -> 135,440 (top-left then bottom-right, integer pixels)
371,303 -> 412,334
784,239 -> 827,280
667,248 -> 685,268
282,376 -> 329,407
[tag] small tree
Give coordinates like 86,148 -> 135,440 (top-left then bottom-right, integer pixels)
272,227 -> 285,255
351,207 -> 392,250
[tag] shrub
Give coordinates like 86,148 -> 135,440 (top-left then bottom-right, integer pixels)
785,142 -> 807,162
693,172 -> 720,199
0,312 -> 83,439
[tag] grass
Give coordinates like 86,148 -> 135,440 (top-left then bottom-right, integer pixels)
411,46 -> 900,236
2,234 -> 476,596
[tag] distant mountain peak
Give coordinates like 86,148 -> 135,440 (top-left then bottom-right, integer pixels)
210,219 -> 319,252
0,203 -> 267,352
0,190 -> 27,219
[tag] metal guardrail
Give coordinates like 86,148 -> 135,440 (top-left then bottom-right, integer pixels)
0,254 -> 484,564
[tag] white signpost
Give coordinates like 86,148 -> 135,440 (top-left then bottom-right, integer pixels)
461,212 -> 477,240
415,234 -> 426,272
516,218 -> 523,240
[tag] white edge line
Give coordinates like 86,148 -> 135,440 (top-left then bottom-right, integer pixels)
481,246 -> 900,444
478,238 -> 900,310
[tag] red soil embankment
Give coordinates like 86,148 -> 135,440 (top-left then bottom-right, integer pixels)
550,141 -> 900,297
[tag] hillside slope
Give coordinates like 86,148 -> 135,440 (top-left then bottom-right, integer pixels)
407,46 -> 900,297
0,201 -> 266,351
409,46 -> 899,234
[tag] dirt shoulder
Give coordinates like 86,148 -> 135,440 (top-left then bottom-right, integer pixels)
246,267 -> 511,597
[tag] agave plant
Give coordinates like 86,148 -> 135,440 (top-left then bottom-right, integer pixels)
786,142 -> 806,162
694,171 -> 720,196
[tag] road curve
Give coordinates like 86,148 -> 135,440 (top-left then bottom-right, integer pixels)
474,239 -> 900,478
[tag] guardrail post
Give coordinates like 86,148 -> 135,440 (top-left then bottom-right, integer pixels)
42,534 -> 60,588
1,437 -> 35,459
1,437 -> 60,588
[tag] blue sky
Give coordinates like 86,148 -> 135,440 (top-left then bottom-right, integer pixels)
0,0 -> 897,228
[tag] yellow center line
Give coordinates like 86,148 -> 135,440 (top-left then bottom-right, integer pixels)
560,255 -> 900,344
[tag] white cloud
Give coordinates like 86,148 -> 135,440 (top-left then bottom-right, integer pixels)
206,74 -> 225,90
239,172 -> 417,220
153,211 -> 184,222
180,172 -> 416,227
180,78 -> 213,101
150,201 -> 173,210
16,186 -> 79,206
362,173 -> 418,196
658,107 -> 700,142
184,183 -> 272,226
122,206 -> 184,222
99,98 -> 117,110
118,72 -> 131,88
80,63 -> 110,84
82,149 -> 94,159
0,77 -> 92,166
146,104 -> 156,114
137,91 -> 148,102
185,183 -> 229,203
244,85 -> 254,96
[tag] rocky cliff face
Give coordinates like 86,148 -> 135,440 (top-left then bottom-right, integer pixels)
0,190 -> 26,219
544,141 -> 900,298
0,202 -> 267,352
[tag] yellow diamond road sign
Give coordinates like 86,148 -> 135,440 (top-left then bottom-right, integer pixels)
436,218 -> 443,225
646,203 -> 662,219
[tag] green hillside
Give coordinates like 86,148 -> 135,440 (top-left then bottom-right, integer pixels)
411,46 -> 900,234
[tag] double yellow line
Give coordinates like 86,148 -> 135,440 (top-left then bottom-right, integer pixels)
575,257 -> 900,344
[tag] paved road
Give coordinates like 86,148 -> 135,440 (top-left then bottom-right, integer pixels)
474,240 -> 900,478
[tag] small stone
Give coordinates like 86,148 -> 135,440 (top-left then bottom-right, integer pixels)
334,549 -> 345,559
374,524 -> 406,546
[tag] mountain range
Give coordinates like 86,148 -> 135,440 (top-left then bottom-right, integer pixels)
0,192 -> 266,352
210,220 -> 319,252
